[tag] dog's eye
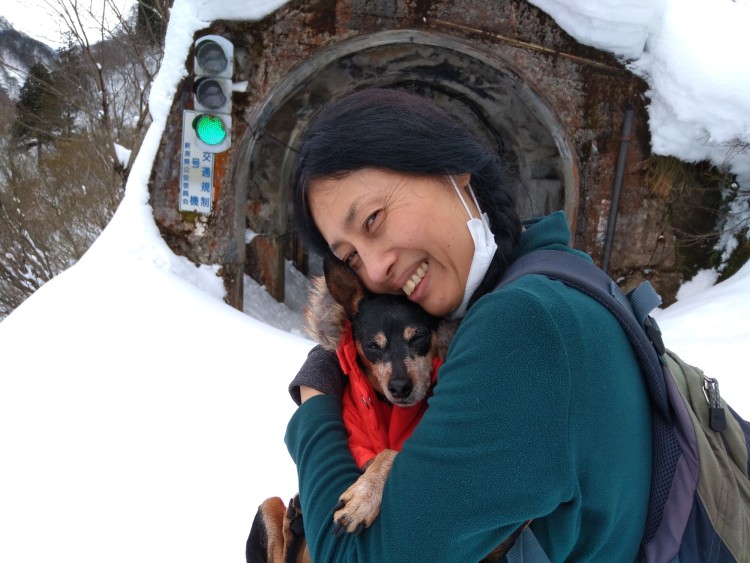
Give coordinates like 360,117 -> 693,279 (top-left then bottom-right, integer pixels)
343,250 -> 359,268
408,330 -> 430,344
367,341 -> 383,351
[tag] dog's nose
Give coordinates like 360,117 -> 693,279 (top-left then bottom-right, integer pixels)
387,378 -> 413,399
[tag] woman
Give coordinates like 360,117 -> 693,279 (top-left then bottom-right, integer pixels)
285,88 -> 652,562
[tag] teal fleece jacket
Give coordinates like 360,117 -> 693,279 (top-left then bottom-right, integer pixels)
285,212 -> 653,562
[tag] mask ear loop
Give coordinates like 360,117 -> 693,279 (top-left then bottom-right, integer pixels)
466,185 -> 484,216
449,176 -> 476,220
466,184 -> 493,229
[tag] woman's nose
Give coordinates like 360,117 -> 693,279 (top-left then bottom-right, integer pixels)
359,245 -> 395,286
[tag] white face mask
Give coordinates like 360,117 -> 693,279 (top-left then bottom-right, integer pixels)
449,176 -> 497,319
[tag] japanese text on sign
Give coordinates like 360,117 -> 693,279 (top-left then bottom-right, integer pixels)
180,111 -> 215,214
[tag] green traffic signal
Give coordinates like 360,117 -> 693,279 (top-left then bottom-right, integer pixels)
192,114 -> 227,146
191,35 -> 233,152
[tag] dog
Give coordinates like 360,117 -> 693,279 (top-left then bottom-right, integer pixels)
308,254 -> 456,535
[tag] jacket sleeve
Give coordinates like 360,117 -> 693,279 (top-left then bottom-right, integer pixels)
285,286 -> 578,562
288,345 -> 346,405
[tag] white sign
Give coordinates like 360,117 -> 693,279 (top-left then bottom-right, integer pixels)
180,110 -> 215,214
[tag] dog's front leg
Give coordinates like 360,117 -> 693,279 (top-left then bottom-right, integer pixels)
333,449 -> 397,534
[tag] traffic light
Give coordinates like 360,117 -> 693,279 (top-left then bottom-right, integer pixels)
179,34 -> 233,214
191,34 -> 233,152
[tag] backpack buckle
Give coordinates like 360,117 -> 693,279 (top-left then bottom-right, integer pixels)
703,377 -> 727,432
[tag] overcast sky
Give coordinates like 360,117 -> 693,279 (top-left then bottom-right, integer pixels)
1,0 -> 136,48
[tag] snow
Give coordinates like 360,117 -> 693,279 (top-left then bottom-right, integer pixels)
652,266 -> 750,409
0,46 -> 27,98
530,0 -> 750,178
114,142 -> 132,168
1,0 -> 749,561
526,0 -> 658,60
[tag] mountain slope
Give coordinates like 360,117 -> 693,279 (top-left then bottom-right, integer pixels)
0,16 -> 57,101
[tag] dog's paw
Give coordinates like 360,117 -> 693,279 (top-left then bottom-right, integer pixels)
331,449 -> 397,535
285,494 -> 305,537
332,479 -> 381,535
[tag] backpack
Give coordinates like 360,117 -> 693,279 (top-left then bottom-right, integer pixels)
497,249 -> 750,563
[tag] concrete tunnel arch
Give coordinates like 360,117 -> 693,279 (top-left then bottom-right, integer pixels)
235,29 -> 578,297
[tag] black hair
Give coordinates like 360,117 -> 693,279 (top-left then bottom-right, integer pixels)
291,87 -> 522,305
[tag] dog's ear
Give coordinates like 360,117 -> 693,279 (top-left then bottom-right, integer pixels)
323,253 -> 365,318
434,318 -> 461,360
303,275 -> 347,351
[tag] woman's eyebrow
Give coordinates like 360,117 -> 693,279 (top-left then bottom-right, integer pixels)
329,196 -> 364,255
342,195 -> 365,231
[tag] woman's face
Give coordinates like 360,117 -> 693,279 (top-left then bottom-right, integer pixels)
308,168 -> 478,317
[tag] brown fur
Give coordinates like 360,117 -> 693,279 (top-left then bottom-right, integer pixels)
302,275 -> 348,351
245,497 -> 312,563
247,496 -> 311,563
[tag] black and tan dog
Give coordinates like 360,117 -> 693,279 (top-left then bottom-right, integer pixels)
247,255 -> 455,563
313,255 -> 457,534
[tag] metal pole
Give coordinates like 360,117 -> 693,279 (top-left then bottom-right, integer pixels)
602,108 -> 635,274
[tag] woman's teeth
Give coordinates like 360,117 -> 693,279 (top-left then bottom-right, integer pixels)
403,262 -> 429,296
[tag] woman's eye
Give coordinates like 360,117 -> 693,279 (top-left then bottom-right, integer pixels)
365,210 -> 380,231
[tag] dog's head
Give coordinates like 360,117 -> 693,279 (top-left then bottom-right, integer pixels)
307,254 -> 454,406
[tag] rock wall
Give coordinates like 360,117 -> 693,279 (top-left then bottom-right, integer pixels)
150,0 -> 691,309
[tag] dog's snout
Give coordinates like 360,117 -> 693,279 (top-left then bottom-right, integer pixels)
387,378 -> 413,399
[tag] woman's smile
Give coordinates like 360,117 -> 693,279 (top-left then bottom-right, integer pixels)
402,261 -> 429,296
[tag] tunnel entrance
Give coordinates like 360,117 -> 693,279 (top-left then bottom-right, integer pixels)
238,30 -> 576,298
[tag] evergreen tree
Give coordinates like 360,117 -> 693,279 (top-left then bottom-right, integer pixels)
14,64 -> 52,145
13,63 -> 65,155
51,33 -> 90,137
